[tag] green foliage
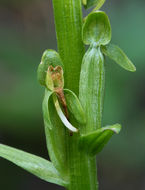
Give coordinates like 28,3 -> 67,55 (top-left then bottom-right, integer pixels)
64,89 -> 86,124
0,0 -> 136,189
79,124 -> 121,156
43,89 -> 67,175
0,144 -> 68,187
79,45 -> 105,131
101,43 -> 136,72
42,89 -> 53,130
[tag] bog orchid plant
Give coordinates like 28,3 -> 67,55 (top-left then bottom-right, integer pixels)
0,0 -> 136,189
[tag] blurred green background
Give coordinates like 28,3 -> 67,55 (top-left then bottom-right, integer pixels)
0,0 -> 145,189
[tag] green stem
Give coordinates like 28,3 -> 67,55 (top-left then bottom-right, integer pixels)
52,0 -> 98,190
52,0 -> 84,95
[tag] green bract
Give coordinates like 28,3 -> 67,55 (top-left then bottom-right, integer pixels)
43,89 -> 68,175
37,49 -> 64,87
82,11 -> 111,46
42,86 -> 78,133
64,89 -> 86,124
79,124 -> 121,156
79,46 -> 105,132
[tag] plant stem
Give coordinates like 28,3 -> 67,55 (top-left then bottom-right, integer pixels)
52,0 -> 98,189
52,0 -> 84,95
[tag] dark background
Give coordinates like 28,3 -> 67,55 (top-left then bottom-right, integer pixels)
0,0 -> 145,189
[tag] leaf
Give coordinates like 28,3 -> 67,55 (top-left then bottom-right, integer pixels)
64,89 -> 86,124
79,45 -> 105,131
82,11 -> 111,46
43,89 -> 68,176
101,44 -> 136,72
53,94 -> 78,132
0,144 -> 68,187
43,89 -> 77,176
82,0 -> 106,10
79,124 -> 121,156
42,89 -> 53,130
37,49 -> 64,87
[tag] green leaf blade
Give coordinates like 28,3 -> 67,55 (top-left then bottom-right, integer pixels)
79,124 -> 121,156
0,144 -> 68,187
43,89 -> 68,175
79,46 -> 105,132
64,89 -> 86,125
101,44 -> 136,72
42,89 -> 53,130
